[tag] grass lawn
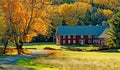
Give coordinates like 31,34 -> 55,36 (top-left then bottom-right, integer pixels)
23,42 -> 92,50
23,42 -> 62,50
1,42 -> 120,70
17,50 -> 120,70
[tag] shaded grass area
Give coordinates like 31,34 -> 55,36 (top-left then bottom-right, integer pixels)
17,51 -> 120,70
0,42 -> 91,51
16,58 -> 60,70
23,42 -> 62,50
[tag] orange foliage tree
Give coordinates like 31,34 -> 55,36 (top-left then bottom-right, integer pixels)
59,2 -> 92,26
0,0 -> 51,54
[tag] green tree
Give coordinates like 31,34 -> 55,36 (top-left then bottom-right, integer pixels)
107,12 -> 120,47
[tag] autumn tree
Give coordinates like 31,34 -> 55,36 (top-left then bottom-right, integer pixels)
59,2 -> 92,26
93,0 -> 120,12
102,9 -> 113,19
107,12 -> 120,47
0,0 -> 51,54
75,0 -> 91,4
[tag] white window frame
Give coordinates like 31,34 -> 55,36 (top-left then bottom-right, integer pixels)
68,35 -> 71,39
97,40 -> 100,44
68,40 -> 71,44
73,40 -> 76,44
63,40 -> 66,44
81,35 -> 83,38
88,40 -> 91,43
93,40 -> 96,43
80,39 -> 84,45
88,35 -> 91,38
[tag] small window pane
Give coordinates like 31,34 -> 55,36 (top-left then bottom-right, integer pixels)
68,36 -> 71,39
73,40 -> 76,44
80,40 -> 84,45
88,35 -> 91,38
88,40 -> 91,43
73,36 -> 76,39
63,40 -> 65,44
68,40 -> 71,44
81,35 -> 83,38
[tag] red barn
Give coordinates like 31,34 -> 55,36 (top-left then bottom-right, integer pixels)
55,26 -> 109,46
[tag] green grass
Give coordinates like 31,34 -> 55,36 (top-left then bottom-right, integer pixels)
23,42 -> 92,51
23,42 -> 62,50
16,58 -> 60,70
17,49 -> 120,70
0,42 -> 91,50
17,51 -> 120,70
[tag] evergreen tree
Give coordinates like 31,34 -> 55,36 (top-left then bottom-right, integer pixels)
107,12 -> 120,47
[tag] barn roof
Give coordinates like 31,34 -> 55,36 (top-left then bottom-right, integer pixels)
57,26 -> 109,38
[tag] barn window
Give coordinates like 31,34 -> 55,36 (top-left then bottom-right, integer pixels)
81,35 -> 83,38
97,41 -> 100,44
80,40 -> 84,45
73,36 -> 76,39
88,35 -> 91,38
73,40 -> 76,44
88,40 -> 91,43
93,40 -> 95,43
63,40 -> 66,44
68,36 -> 71,39
63,36 -> 66,39
68,40 -> 71,44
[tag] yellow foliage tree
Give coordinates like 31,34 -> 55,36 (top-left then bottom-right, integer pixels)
59,2 -> 92,26
102,9 -> 113,18
0,0 -> 51,54
93,0 -> 120,12
75,0 -> 91,4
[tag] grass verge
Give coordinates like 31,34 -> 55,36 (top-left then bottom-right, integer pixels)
16,58 -> 60,70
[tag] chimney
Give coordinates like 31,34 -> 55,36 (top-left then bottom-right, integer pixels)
102,20 -> 107,26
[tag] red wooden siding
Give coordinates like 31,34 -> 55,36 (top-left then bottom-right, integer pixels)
56,33 -> 106,46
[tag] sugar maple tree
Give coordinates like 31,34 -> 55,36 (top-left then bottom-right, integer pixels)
0,9 -> 10,54
0,0 -> 51,54
59,2 -> 92,26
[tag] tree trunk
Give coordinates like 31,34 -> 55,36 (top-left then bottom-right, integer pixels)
2,38 -> 8,54
16,40 -> 24,55
3,42 -> 8,54
16,43 -> 21,55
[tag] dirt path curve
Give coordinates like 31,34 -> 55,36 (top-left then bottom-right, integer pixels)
0,50 -> 49,70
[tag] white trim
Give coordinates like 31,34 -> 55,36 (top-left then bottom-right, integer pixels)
80,39 -> 84,45
88,40 -> 91,43
81,35 -> 83,38
68,40 -> 71,44
63,40 -> 65,44
88,35 -> 91,38
68,36 -> 71,39
73,40 -> 76,44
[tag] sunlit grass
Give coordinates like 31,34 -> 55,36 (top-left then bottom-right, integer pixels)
16,58 -> 60,70
17,50 -> 120,70
34,51 -> 120,70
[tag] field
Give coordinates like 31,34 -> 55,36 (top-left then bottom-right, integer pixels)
17,43 -> 120,70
